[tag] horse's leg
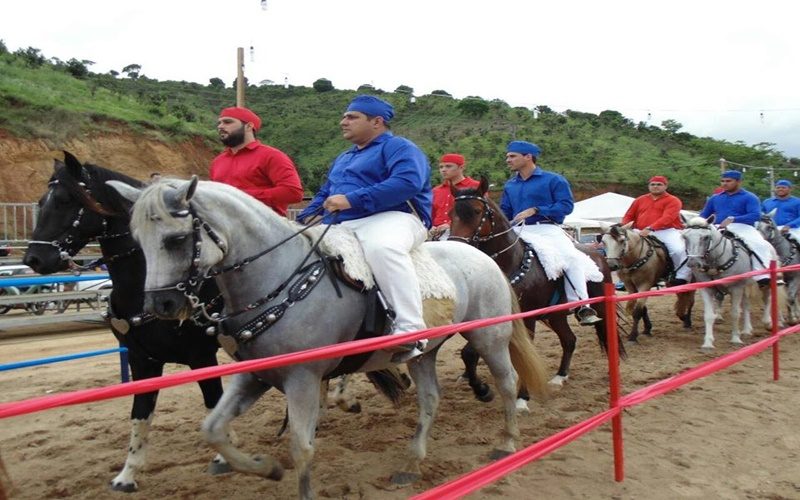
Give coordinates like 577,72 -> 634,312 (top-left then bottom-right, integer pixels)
543,314 -> 574,388
789,277 -> 800,324
284,370 -> 323,500
110,359 -> 162,493
699,288 -> 717,350
741,286 -> 753,337
641,304 -> 654,336
471,335 -> 520,458
730,288 -> 744,345
329,374 -> 362,413
391,354 -> 441,485
188,357 -> 232,475
202,373 -> 282,480
459,342 -> 493,403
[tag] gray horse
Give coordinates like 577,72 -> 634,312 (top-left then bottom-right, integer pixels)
109,177 -> 549,500
757,210 -> 799,323
683,216 -> 759,350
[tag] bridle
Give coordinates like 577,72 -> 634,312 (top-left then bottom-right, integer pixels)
685,225 -> 739,274
28,173 -> 140,271
448,194 -> 523,258
759,216 -> 797,266
148,204 -> 335,342
605,228 -> 655,272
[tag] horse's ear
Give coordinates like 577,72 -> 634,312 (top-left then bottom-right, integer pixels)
768,208 -> 778,218
598,222 -> 611,234
622,221 -> 634,231
479,176 -> 490,196
106,180 -> 142,203
53,158 -> 65,172
63,151 -> 83,179
706,214 -> 716,225
175,175 -> 199,204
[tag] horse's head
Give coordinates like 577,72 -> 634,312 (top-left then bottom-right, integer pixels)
449,176 -> 501,245
681,215 -> 717,270
757,208 -> 779,242
109,176 -> 228,320
23,151 -> 134,274
600,222 -> 635,271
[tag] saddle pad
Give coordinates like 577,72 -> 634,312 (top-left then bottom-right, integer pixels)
519,230 -> 604,283
302,224 -> 457,300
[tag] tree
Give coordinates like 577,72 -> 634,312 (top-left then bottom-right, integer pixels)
65,58 -> 94,79
357,83 -> 375,92
208,77 -> 225,89
122,64 -> 141,79
0,39 -> 7,55
312,78 -> 333,92
457,97 -> 489,118
431,89 -> 453,98
535,105 -> 554,115
13,47 -> 46,67
661,119 -> 683,134
394,84 -> 414,95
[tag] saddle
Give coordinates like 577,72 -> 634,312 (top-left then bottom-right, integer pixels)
644,235 -> 675,280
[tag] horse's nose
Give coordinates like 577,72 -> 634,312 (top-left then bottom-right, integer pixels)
145,291 -> 188,319
606,259 -> 620,271
22,253 -> 40,270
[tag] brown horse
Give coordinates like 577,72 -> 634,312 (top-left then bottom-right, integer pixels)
449,178 -> 625,399
601,222 -> 695,342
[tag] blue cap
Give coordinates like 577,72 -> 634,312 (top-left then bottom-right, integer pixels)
721,170 -> 742,180
346,95 -> 394,122
776,179 -> 792,187
507,141 -> 541,157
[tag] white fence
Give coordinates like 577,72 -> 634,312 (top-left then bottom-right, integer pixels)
1,203 -> 38,244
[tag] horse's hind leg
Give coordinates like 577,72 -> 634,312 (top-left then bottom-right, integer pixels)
468,333 -> 520,458
202,373 -> 282,480
729,288 -> 745,345
459,343 -> 493,402
642,305 -> 653,336
544,314 -> 574,388
391,354 -> 441,486
329,374 -> 362,413
193,363 -> 232,475
110,360 -> 162,493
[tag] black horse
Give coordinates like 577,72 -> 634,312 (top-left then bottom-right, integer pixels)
449,178 -> 626,406
22,152 -> 226,493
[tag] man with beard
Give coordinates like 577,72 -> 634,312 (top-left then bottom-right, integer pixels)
210,106 -> 303,217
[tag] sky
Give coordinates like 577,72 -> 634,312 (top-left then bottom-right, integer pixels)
2,0 -> 799,158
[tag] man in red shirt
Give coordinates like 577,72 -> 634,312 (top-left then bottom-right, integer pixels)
210,107 -> 304,217
621,175 -> 691,285
429,153 -> 480,240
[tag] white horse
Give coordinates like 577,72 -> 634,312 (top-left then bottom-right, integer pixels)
682,216 -> 756,350
109,177 -> 550,500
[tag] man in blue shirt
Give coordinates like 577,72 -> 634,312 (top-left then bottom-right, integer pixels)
762,179 -> 800,240
699,170 -> 774,284
500,140 -> 602,326
298,95 -> 432,360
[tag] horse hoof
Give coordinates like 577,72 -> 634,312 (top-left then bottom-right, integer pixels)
208,460 -> 233,475
390,471 -> 420,485
489,449 -> 513,461
515,398 -> 530,414
109,481 -> 137,493
643,331 -> 653,337
473,384 -> 494,403
548,375 -> 567,388
346,402 -> 362,414
700,345 -> 714,352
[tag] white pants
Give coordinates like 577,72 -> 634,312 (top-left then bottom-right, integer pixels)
784,226 -> 800,241
650,228 -> 692,281
516,223 -> 593,303
341,211 -> 428,334
725,223 -> 775,280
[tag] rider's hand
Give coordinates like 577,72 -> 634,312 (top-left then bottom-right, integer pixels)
512,207 -> 538,223
780,225 -> 790,233
640,227 -> 652,237
718,216 -> 734,229
323,195 -> 351,213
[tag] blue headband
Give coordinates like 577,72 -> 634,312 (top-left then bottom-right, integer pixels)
346,95 -> 394,122
776,179 -> 792,187
721,170 -> 742,180
507,141 -> 541,157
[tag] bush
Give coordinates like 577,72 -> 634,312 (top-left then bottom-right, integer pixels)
313,78 -> 334,92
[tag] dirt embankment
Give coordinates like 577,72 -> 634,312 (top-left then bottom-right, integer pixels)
0,132 -> 216,202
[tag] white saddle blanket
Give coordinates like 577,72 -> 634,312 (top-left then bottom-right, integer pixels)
520,230 -> 604,283
301,224 -> 456,300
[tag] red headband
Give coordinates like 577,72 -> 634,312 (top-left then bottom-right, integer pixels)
219,107 -> 261,131
649,175 -> 668,185
440,153 -> 465,166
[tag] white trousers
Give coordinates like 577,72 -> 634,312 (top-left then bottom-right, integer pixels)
650,228 -> 692,280
725,223 -> 775,280
341,211 -> 428,334
784,227 -> 800,241
516,224 -> 592,303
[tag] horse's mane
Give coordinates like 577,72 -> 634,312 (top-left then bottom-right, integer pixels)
131,179 -> 298,237
55,159 -> 145,217
685,216 -> 712,229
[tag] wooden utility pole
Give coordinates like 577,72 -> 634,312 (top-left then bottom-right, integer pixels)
719,157 -> 728,173
236,47 -> 245,107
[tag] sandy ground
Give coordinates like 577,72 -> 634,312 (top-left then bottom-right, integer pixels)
1,294 -> 799,500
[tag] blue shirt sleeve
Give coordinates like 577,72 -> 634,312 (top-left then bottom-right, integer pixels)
699,197 -> 715,219
297,179 -> 330,222
732,193 -> 760,225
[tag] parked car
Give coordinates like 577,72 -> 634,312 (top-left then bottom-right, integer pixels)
0,264 -> 53,315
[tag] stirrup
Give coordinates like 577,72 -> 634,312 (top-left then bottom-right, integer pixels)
388,340 -> 427,363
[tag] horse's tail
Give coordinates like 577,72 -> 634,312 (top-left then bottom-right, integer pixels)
365,367 -> 411,407
507,284 -> 551,401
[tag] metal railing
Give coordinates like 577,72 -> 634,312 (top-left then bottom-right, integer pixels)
1,203 -> 38,244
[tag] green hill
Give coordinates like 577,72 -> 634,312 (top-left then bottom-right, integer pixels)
1,42 -> 796,207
